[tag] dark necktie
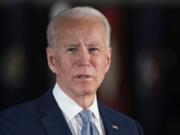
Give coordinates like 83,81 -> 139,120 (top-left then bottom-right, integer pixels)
79,110 -> 100,135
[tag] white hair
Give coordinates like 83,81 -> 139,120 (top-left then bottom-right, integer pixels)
47,6 -> 111,47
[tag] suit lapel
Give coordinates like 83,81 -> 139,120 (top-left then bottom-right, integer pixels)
41,112 -> 72,135
99,103 -> 121,135
37,91 -> 122,135
38,90 -> 72,135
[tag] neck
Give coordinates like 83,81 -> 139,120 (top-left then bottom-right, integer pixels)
74,95 -> 96,109
56,81 -> 96,109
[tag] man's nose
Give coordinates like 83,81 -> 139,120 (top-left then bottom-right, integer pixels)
77,47 -> 91,66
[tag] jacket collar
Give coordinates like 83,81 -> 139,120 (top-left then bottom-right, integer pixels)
98,103 -> 121,135
38,90 -> 72,135
38,90 -> 121,135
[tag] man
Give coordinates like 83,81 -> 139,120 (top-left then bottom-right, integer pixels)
0,7 -> 143,135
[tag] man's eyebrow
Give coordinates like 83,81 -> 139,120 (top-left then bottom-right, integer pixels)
87,43 -> 103,48
88,43 -> 99,46
63,44 -> 80,48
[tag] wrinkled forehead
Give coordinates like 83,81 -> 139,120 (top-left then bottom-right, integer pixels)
54,16 -> 106,32
53,16 -> 107,44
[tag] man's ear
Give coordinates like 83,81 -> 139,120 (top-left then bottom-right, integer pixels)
105,47 -> 112,73
46,47 -> 58,74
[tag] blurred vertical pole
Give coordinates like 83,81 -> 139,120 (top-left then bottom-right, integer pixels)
132,8 -> 164,135
98,6 -> 129,113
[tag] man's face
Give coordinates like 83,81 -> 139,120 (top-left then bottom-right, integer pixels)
47,17 -> 111,100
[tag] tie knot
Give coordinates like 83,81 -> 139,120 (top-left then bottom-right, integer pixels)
79,110 -> 92,124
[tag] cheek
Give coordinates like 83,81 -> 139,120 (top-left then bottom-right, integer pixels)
59,61 -> 77,80
54,55 -> 69,73
55,53 -> 66,66
95,57 -> 108,74
58,60 -> 71,72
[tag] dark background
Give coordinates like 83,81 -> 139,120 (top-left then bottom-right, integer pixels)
0,1 -> 179,135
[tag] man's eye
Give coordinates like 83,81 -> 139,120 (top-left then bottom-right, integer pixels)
66,48 -> 77,53
89,48 -> 100,53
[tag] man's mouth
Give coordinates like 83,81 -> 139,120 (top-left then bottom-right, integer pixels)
76,75 -> 93,79
78,75 -> 90,79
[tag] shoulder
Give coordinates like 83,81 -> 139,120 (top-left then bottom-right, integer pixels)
0,98 -> 42,135
0,90 -> 53,119
0,98 -> 40,121
0,90 -> 57,135
99,103 -> 144,134
99,102 -> 133,121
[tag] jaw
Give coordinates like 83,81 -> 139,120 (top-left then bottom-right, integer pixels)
56,78 -> 97,108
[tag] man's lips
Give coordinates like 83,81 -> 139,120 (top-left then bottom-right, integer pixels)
74,74 -> 94,79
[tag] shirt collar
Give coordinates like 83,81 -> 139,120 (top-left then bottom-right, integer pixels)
88,97 -> 101,122
53,83 -> 101,122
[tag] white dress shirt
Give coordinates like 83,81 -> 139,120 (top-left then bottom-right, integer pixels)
53,83 -> 105,135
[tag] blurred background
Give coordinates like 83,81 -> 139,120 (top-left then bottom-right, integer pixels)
0,0 -> 179,135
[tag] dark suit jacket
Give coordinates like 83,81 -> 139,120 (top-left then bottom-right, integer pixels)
0,90 -> 144,135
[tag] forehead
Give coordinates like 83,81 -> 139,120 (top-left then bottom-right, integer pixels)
54,16 -> 106,45
56,16 -> 105,29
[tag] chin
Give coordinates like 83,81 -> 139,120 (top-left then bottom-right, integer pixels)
76,86 -> 96,95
